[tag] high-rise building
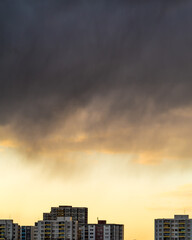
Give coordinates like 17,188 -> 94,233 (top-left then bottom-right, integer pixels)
20,226 -> 34,240
43,206 -> 88,227
80,220 -> 124,240
0,219 -> 20,240
155,215 -> 192,240
36,216 -> 78,240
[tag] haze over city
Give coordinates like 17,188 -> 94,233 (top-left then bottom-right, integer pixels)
1,1 -> 192,239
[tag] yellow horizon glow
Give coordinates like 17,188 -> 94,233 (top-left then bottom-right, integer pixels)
1,146 -> 192,240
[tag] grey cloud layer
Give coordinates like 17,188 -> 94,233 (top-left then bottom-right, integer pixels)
0,0 -> 192,158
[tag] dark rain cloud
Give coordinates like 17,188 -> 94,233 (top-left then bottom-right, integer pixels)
0,0 -> 192,160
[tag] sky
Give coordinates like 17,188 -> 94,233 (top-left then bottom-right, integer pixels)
1,0 -> 192,239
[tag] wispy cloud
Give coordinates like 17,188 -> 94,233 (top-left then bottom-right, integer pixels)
162,184 -> 192,198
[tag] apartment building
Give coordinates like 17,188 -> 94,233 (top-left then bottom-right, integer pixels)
155,215 -> 192,240
0,219 -> 20,240
36,216 -> 78,240
80,220 -> 124,240
43,206 -> 88,228
20,226 -> 34,240
33,223 -> 38,240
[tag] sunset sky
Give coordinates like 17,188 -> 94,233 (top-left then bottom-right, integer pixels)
1,1 -> 192,239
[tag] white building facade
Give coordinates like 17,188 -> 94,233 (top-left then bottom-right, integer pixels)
0,219 -> 19,240
155,215 -> 192,240
36,216 -> 78,240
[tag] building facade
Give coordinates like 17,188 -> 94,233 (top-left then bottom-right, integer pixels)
0,219 -> 20,240
20,226 -> 34,240
36,216 -> 78,240
33,223 -> 38,240
43,206 -> 88,228
155,215 -> 192,240
80,220 -> 124,240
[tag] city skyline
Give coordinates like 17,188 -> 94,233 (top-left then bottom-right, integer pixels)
3,208 -> 192,239
0,204 -> 124,240
1,1 -> 192,240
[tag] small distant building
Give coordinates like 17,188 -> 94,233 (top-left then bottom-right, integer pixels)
20,226 -> 34,240
36,216 -> 78,240
155,214 -> 192,240
0,219 -> 20,240
80,220 -> 124,240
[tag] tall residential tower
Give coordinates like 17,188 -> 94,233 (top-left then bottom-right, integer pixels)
0,219 -> 20,240
43,205 -> 88,227
36,216 -> 78,240
155,215 -> 192,240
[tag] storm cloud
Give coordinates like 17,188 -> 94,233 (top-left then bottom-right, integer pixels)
1,0 -> 192,167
